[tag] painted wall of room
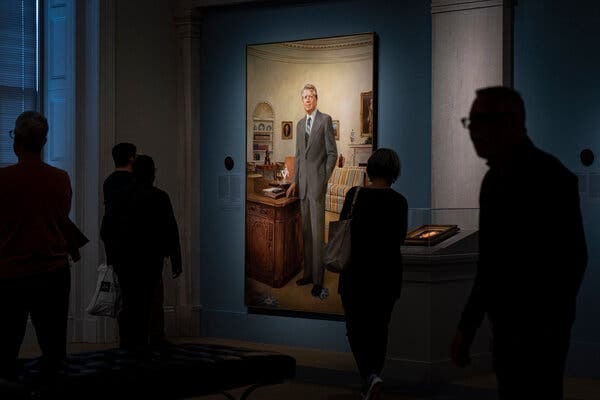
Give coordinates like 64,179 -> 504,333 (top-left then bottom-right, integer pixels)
514,0 -> 600,377
115,0 -> 179,204
113,0 -> 182,311
198,0 -> 431,350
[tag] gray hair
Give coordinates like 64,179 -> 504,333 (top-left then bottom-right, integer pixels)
301,83 -> 318,99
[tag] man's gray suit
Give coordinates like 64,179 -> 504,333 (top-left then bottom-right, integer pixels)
294,110 -> 338,286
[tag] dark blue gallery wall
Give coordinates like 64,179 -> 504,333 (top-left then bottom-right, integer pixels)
198,0 -> 430,350
514,0 -> 600,377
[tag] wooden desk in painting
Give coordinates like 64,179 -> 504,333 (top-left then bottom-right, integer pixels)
246,193 -> 303,288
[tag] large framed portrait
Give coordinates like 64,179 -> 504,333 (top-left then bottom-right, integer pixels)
245,33 -> 376,318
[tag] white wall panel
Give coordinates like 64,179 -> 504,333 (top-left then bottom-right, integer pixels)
431,0 -> 511,209
49,16 -> 66,79
48,94 -> 66,161
44,0 -> 74,185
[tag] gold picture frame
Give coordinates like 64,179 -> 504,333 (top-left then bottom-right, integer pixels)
246,32 -> 376,318
281,121 -> 293,140
332,120 -> 340,140
360,91 -> 373,137
404,224 -> 460,246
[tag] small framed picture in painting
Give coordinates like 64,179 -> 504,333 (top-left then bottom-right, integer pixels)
281,121 -> 293,140
332,120 -> 340,140
360,91 -> 373,137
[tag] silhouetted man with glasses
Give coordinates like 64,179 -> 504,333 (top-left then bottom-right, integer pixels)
451,87 -> 587,400
0,111 -> 74,386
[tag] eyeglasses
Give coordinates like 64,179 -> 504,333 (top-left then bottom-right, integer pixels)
302,95 -> 315,100
461,112 -> 512,129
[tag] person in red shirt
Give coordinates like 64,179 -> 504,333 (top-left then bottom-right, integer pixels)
0,111 -> 74,384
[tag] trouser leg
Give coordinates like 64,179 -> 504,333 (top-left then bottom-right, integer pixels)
115,263 -> 160,351
300,196 -> 325,285
300,198 -> 313,281
0,278 -> 29,380
149,275 -> 166,344
342,293 -> 395,381
493,321 -> 572,400
308,196 -> 325,286
114,268 -> 147,349
29,266 -> 71,379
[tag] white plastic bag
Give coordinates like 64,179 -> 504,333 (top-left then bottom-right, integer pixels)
86,264 -> 121,318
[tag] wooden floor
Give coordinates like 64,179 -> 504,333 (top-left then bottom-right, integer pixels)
19,336 -> 600,400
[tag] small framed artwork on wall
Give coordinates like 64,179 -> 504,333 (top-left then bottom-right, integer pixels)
332,120 -> 340,140
360,91 -> 373,137
281,121 -> 293,140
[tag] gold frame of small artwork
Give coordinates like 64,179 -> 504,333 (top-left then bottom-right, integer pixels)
332,120 -> 340,140
404,224 -> 459,246
360,91 -> 373,137
281,121 -> 293,140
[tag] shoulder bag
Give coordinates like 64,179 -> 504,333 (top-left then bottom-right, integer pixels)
324,187 -> 360,273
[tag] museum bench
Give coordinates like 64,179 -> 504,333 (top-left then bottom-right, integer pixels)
0,343 -> 296,399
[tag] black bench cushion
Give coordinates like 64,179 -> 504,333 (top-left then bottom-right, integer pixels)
7,343 -> 296,399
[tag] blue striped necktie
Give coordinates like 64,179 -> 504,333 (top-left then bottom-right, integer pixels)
305,117 -> 311,146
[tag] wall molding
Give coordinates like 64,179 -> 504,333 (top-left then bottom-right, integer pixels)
432,0 -> 504,14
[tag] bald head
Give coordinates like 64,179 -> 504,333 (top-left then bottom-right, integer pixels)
467,87 -> 527,162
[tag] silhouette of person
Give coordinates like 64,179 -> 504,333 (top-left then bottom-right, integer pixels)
338,148 -> 407,400
451,87 -> 587,400
100,142 -> 138,349
286,83 -> 338,298
0,111 -> 84,385
129,155 -> 182,349
101,143 -> 136,266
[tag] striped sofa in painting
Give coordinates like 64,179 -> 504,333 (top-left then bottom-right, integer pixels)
325,166 -> 366,214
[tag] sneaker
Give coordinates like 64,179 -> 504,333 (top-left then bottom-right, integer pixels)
319,286 -> 329,300
364,374 -> 383,400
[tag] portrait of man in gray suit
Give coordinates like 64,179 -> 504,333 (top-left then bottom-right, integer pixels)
286,83 -> 338,298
